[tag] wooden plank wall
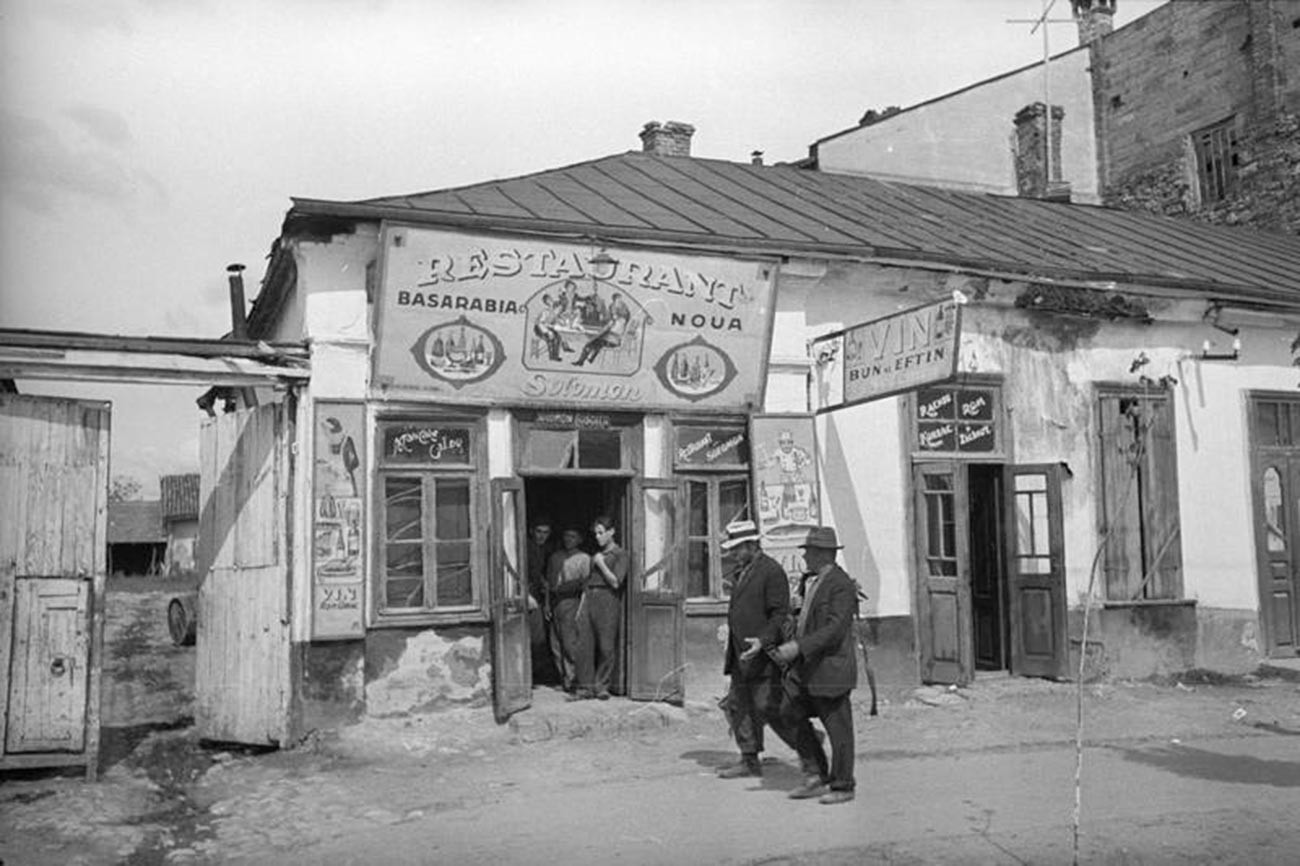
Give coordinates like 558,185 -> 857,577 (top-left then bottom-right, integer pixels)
0,395 -> 108,776
195,404 -> 291,746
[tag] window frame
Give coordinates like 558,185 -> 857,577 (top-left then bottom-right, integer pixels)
672,417 -> 751,614
371,412 -> 490,627
682,472 -> 752,612
1191,117 -> 1240,206
1095,384 -> 1184,603
512,409 -> 642,477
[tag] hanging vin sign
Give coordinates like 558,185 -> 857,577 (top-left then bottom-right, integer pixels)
812,299 -> 961,412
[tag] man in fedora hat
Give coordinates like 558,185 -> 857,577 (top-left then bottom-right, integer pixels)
774,525 -> 859,805
716,519 -> 807,779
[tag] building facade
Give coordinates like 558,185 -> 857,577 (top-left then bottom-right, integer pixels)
236,125 -> 1300,734
809,0 -> 1300,234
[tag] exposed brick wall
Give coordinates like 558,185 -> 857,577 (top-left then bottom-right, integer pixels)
1096,0 -> 1300,235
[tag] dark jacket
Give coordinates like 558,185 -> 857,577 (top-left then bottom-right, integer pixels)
793,564 -> 858,698
724,551 -> 790,680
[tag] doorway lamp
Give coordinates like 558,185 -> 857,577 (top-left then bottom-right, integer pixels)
1201,337 -> 1241,361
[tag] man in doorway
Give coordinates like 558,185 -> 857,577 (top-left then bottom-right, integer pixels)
716,519 -> 808,780
774,526 -> 859,806
572,515 -> 627,701
527,516 -> 561,684
548,526 -> 590,694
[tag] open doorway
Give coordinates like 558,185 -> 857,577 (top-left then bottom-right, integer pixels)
968,464 -> 1007,671
524,477 -> 630,690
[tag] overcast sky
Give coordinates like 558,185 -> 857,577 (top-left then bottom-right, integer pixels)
0,0 -> 1164,495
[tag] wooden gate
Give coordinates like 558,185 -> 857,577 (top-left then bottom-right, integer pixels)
195,403 -> 293,746
1,394 -> 109,778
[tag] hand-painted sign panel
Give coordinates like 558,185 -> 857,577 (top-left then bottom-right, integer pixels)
312,402 -> 365,640
812,299 -> 961,411
674,424 -> 749,468
374,228 -> 775,410
380,423 -> 473,465
915,385 -> 998,453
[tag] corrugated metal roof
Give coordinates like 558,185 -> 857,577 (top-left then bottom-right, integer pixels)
108,500 -> 164,543
160,473 -> 200,522
289,152 -> 1300,304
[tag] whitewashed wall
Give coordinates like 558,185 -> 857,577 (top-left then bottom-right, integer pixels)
815,50 -> 1098,203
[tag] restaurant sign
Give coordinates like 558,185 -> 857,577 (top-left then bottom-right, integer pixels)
374,228 -> 776,411
812,299 -> 961,412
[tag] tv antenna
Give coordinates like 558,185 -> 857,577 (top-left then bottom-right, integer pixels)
1007,0 -> 1076,191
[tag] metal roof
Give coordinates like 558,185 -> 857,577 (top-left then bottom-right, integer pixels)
288,152 -> 1300,305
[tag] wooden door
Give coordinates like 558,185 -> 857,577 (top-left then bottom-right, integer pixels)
913,462 -> 972,685
1254,456 -> 1300,656
195,403 -> 293,746
490,477 -> 531,722
7,579 -> 90,752
1005,464 -> 1068,679
627,478 -> 686,703
0,394 -> 108,777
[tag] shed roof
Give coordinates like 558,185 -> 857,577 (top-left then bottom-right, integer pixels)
108,500 -> 164,544
288,152 -> 1300,306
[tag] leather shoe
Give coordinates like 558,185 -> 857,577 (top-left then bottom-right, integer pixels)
818,789 -> 855,805
566,690 -> 595,702
788,780 -> 828,800
717,759 -> 762,779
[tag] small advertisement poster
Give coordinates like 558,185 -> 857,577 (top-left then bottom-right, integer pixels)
812,299 -> 961,412
373,228 -> 776,411
312,401 -> 365,640
750,414 -> 820,588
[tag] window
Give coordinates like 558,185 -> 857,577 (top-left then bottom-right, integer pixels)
1097,389 -> 1182,601
375,418 -> 482,620
1192,118 -> 1239,205
686,475 -> 751,599
674,420 -> 751,603
516,410 -> 636,471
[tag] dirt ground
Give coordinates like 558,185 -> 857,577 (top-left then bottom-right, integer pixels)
2,581 -> 1299,865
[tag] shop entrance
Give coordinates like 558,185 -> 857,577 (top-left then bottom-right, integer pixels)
524,477 -> 630,690
914,461 -> 1068,685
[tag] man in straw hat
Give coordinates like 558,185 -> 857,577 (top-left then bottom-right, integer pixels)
716,519 -> 810,779
773,525 -> 859,805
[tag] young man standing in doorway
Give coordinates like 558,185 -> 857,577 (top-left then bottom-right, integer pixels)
548,527 -> 590,695
572,515 -> 627,701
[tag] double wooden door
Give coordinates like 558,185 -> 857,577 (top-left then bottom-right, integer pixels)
914,462 -> 1067,684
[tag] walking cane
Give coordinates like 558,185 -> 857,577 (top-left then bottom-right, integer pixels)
856,588 -> 879,717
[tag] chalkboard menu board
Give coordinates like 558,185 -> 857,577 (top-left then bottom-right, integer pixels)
381,423 -> 473,465
915,386 -> 997,454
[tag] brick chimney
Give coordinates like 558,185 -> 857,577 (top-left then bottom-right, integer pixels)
1014,103 -> 1072,201
1070,0 -> 1116,45
640,121 -> 695,157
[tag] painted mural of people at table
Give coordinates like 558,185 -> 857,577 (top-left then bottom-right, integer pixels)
572,291 -> 631,368
533,293 -> 563,361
